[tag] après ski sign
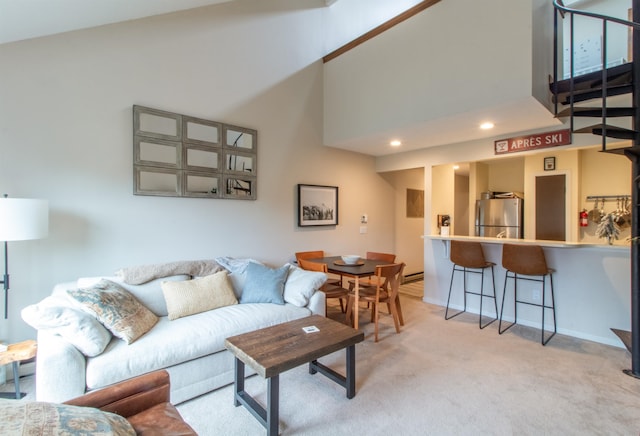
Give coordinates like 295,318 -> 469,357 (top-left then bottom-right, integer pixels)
494,129 -> 571,155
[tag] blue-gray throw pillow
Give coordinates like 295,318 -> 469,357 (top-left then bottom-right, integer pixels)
240,263 -> 289,304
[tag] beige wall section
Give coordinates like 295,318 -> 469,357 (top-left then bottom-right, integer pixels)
0,0 -> 396,341
579,147 -> 632,243
487,158 -> 525,193
431,164 -> 455,235
381,168 -> 425,276
454,174 -> 470,236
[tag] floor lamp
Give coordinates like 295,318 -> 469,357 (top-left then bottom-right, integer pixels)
0,196 -> 48,319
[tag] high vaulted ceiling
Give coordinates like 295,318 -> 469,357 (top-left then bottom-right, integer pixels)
0,0 -> 341,45
0,0 -> 237,44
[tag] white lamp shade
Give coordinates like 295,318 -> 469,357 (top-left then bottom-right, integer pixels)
0,198 -> 49,241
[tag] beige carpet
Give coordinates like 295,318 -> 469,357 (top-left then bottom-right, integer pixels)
4,288 -> 640,435
176,293 -> 640,435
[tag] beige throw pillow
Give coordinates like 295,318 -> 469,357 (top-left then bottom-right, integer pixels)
161,271 -> 238,320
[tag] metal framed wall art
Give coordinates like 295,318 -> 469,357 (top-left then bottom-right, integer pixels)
298,184 -> 338,227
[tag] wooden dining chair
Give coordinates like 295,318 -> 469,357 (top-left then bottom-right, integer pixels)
298,258 -> 349,314
365,251 -> 396,263
345,262 -> 405,342
295,250 -> 343,287
347,252 -> 404,325
347,252 -> 396,290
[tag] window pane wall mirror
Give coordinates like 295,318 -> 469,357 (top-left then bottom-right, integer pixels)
185,146 -> 220,172
184,116 -> 221,146
135,167 -> 181,196
223,175 -> 256,200
135,107 -> 181,140
133,105 -> 257,200
185,172 -> 220,198
224,125 -> 256,152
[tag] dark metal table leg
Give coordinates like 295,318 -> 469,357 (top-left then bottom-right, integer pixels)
234,358 -> 244,407
267,375 -> 279,436
346,344 -> 356,399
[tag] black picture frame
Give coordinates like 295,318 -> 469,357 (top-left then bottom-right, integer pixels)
544,156 -> 556,171
298,184 -> 338,227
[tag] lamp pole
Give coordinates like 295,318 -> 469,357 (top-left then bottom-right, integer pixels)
1,193 -> 8,319
2,240 -> 8,319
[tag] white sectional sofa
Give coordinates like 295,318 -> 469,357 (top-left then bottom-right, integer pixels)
22,259 -> 326,404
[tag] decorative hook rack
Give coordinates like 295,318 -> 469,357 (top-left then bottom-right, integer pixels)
586,195 -> 630,202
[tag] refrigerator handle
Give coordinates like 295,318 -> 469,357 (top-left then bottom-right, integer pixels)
474,201 -> 480,236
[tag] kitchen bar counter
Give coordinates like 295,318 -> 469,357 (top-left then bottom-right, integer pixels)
422,234 -> 631,348
423,234 -> 629,250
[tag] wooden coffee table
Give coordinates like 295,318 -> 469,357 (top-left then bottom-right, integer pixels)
225,315 -> 364,435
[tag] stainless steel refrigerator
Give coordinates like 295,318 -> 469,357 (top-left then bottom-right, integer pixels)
475,198 -> 523,238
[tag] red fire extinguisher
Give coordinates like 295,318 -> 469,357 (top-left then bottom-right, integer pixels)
580,209 -> 588,227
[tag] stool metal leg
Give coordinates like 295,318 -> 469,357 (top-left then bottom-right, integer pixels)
445,265 -> 466,320
447,263 -> 497,329
541,273 -> 557,346
499,271 -> 518,335
499,270 -> 557,345
478,265 -> 498,329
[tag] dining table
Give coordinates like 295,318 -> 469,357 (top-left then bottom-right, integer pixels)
307,256 -> 380,330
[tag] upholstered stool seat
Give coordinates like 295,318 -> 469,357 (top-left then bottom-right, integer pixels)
445,240 -> 497,329
498,244 -> 556,345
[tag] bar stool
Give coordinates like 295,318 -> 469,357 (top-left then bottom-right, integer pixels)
498,244 -> 556,345
445,240 -> 497,329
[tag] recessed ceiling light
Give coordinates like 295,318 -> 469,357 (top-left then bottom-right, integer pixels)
390,140 -> 402,147
480,122 -> 495,130
453,165 -> 460,170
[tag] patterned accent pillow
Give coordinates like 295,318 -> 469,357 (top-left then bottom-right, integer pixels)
0,399 -> 135,435
161,271 -> 238,320
239,263 -> 289,304
67,279 -> 158,344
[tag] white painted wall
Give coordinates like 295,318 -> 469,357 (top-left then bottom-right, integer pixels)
0,0 -> 400,342
324,0 -> 535,146
321,0 -> 424,53
561,0 -> 632,76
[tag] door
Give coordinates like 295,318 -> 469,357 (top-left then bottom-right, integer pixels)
536,174 -> 566,241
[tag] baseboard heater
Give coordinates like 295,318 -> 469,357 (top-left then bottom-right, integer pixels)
402,272 -> 424,283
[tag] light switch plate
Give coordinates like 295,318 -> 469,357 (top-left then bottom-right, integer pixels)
360,226 -> 367,234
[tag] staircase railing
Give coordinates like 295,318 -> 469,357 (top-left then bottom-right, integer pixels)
552,0 -> 640,380
552,0 -> 639,151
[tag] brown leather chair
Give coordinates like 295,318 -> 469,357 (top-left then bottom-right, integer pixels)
64,370 -> 196,435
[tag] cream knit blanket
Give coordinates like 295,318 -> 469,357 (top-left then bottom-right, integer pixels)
116,259 -> 223,285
